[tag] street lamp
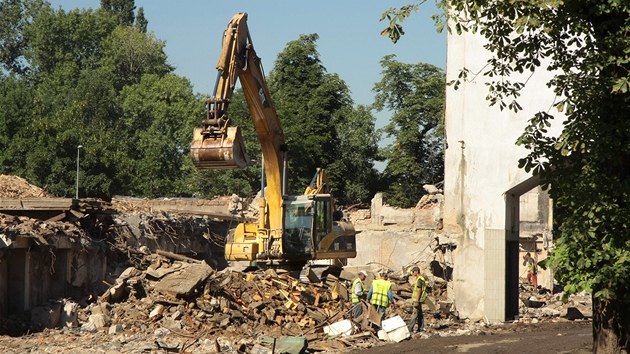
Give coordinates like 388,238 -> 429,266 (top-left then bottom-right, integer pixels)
76,145 -> 83,199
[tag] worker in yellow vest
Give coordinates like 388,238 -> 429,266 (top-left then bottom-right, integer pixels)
407,266 -> 427,333
367,270 -> 395,321
351,270 -> 368,320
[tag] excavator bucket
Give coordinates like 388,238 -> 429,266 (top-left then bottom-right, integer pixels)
191,126 -> 252,169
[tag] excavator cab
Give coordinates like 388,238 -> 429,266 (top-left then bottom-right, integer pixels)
282,194 -> 356,262
282,196 -> 319,258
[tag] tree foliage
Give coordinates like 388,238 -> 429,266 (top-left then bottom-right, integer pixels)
0,0 -> 200,199
373,55 -> 444,208
267,34 -> 381,205
100,0 -> 135,27
0,0 -> 47,75
101,25 -> 172,89
0,1 -> 381,210
384,0 -> 630,351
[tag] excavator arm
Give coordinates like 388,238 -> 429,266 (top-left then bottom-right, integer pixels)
191,12 -> 285,235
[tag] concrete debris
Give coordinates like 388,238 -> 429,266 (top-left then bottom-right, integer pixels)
378,316 -> 410,342
0,175 -> 594,353
518,282 -> 592,323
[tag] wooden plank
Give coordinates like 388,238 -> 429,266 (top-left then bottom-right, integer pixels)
69,209 -> 85,218
0,197 -> 73,211
156,249 -> 202,264
21,197 -> 73,209
0,199 -> 22,209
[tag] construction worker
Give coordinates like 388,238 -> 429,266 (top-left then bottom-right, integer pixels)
367,270 -> 395,321
351,270 -> 368,320
407,266 -> 427,333
523,252 -> 538,289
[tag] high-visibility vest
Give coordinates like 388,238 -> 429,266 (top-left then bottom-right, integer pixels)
412,275 -> 427,302
351,278 -> 367,303
370,279 -> 392,307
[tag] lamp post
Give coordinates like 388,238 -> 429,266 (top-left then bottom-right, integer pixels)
76,145 -> 83,199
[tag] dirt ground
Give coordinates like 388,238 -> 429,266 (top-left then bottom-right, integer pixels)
350,320 -> 592,354
0,319 -> 592,354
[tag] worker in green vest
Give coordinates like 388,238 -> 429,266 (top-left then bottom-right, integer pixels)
351,270 -> 368,320
407,266 -> 427,333
367,270 -> 395,320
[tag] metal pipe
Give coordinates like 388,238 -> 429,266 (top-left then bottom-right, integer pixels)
260,154 -> 265,198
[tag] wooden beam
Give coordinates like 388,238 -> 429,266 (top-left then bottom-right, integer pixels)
44,212 -> 67,223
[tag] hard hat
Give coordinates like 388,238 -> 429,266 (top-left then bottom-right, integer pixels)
359,270 -> 368,277
379,269 -> 389,276
411,266 -> 420,272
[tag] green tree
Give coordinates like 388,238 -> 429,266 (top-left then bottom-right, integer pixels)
3,6 -> 119,196
373,55 -> 444,208
100,0 -> 135,27
100,25 -> 172,90
268,34 -> 380,203
134,6 -> 147,32
25,6 -> 116,75
328,104 -> 382,205
119,74 -> 201,197
0,0 -> 47,75
385,1 -> 630,351
0,76 -> 34,172
1,2 -> 199,200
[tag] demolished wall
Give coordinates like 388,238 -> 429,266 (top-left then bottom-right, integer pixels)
0,176 -> 237,334
0,176 -> 111,322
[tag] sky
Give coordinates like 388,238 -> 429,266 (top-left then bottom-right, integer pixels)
48,1 -> 447,131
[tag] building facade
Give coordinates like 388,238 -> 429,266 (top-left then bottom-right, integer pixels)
443,30 -> 563,322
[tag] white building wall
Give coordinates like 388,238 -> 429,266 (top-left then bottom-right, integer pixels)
444,29 -> 563,322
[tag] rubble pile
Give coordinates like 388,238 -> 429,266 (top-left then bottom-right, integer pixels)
518,281 -> 592,322
84,258 -> 399,352
0,174 -> 47,198
0,175 -> 594,353
111,212 -> 231,270
0,214 -> 83,245
20,252 -> 460,353
0,256 -> 592,353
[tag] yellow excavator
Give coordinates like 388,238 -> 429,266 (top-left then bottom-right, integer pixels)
191,13 -> 356,266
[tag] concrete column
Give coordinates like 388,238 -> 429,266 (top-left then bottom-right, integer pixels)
484,229 -> 505,322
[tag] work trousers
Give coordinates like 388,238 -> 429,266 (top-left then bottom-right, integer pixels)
372,304 -> 387,320
527,272 -> 538,288
407,302 -> 424,332
352,301 -> 363,319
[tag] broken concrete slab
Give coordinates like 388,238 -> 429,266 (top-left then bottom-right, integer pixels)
153,262 -> 214,298
378,316 -> 410,342
565,307 -> 585,320
323,319 -> 353,338
30,301 -> 62,330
